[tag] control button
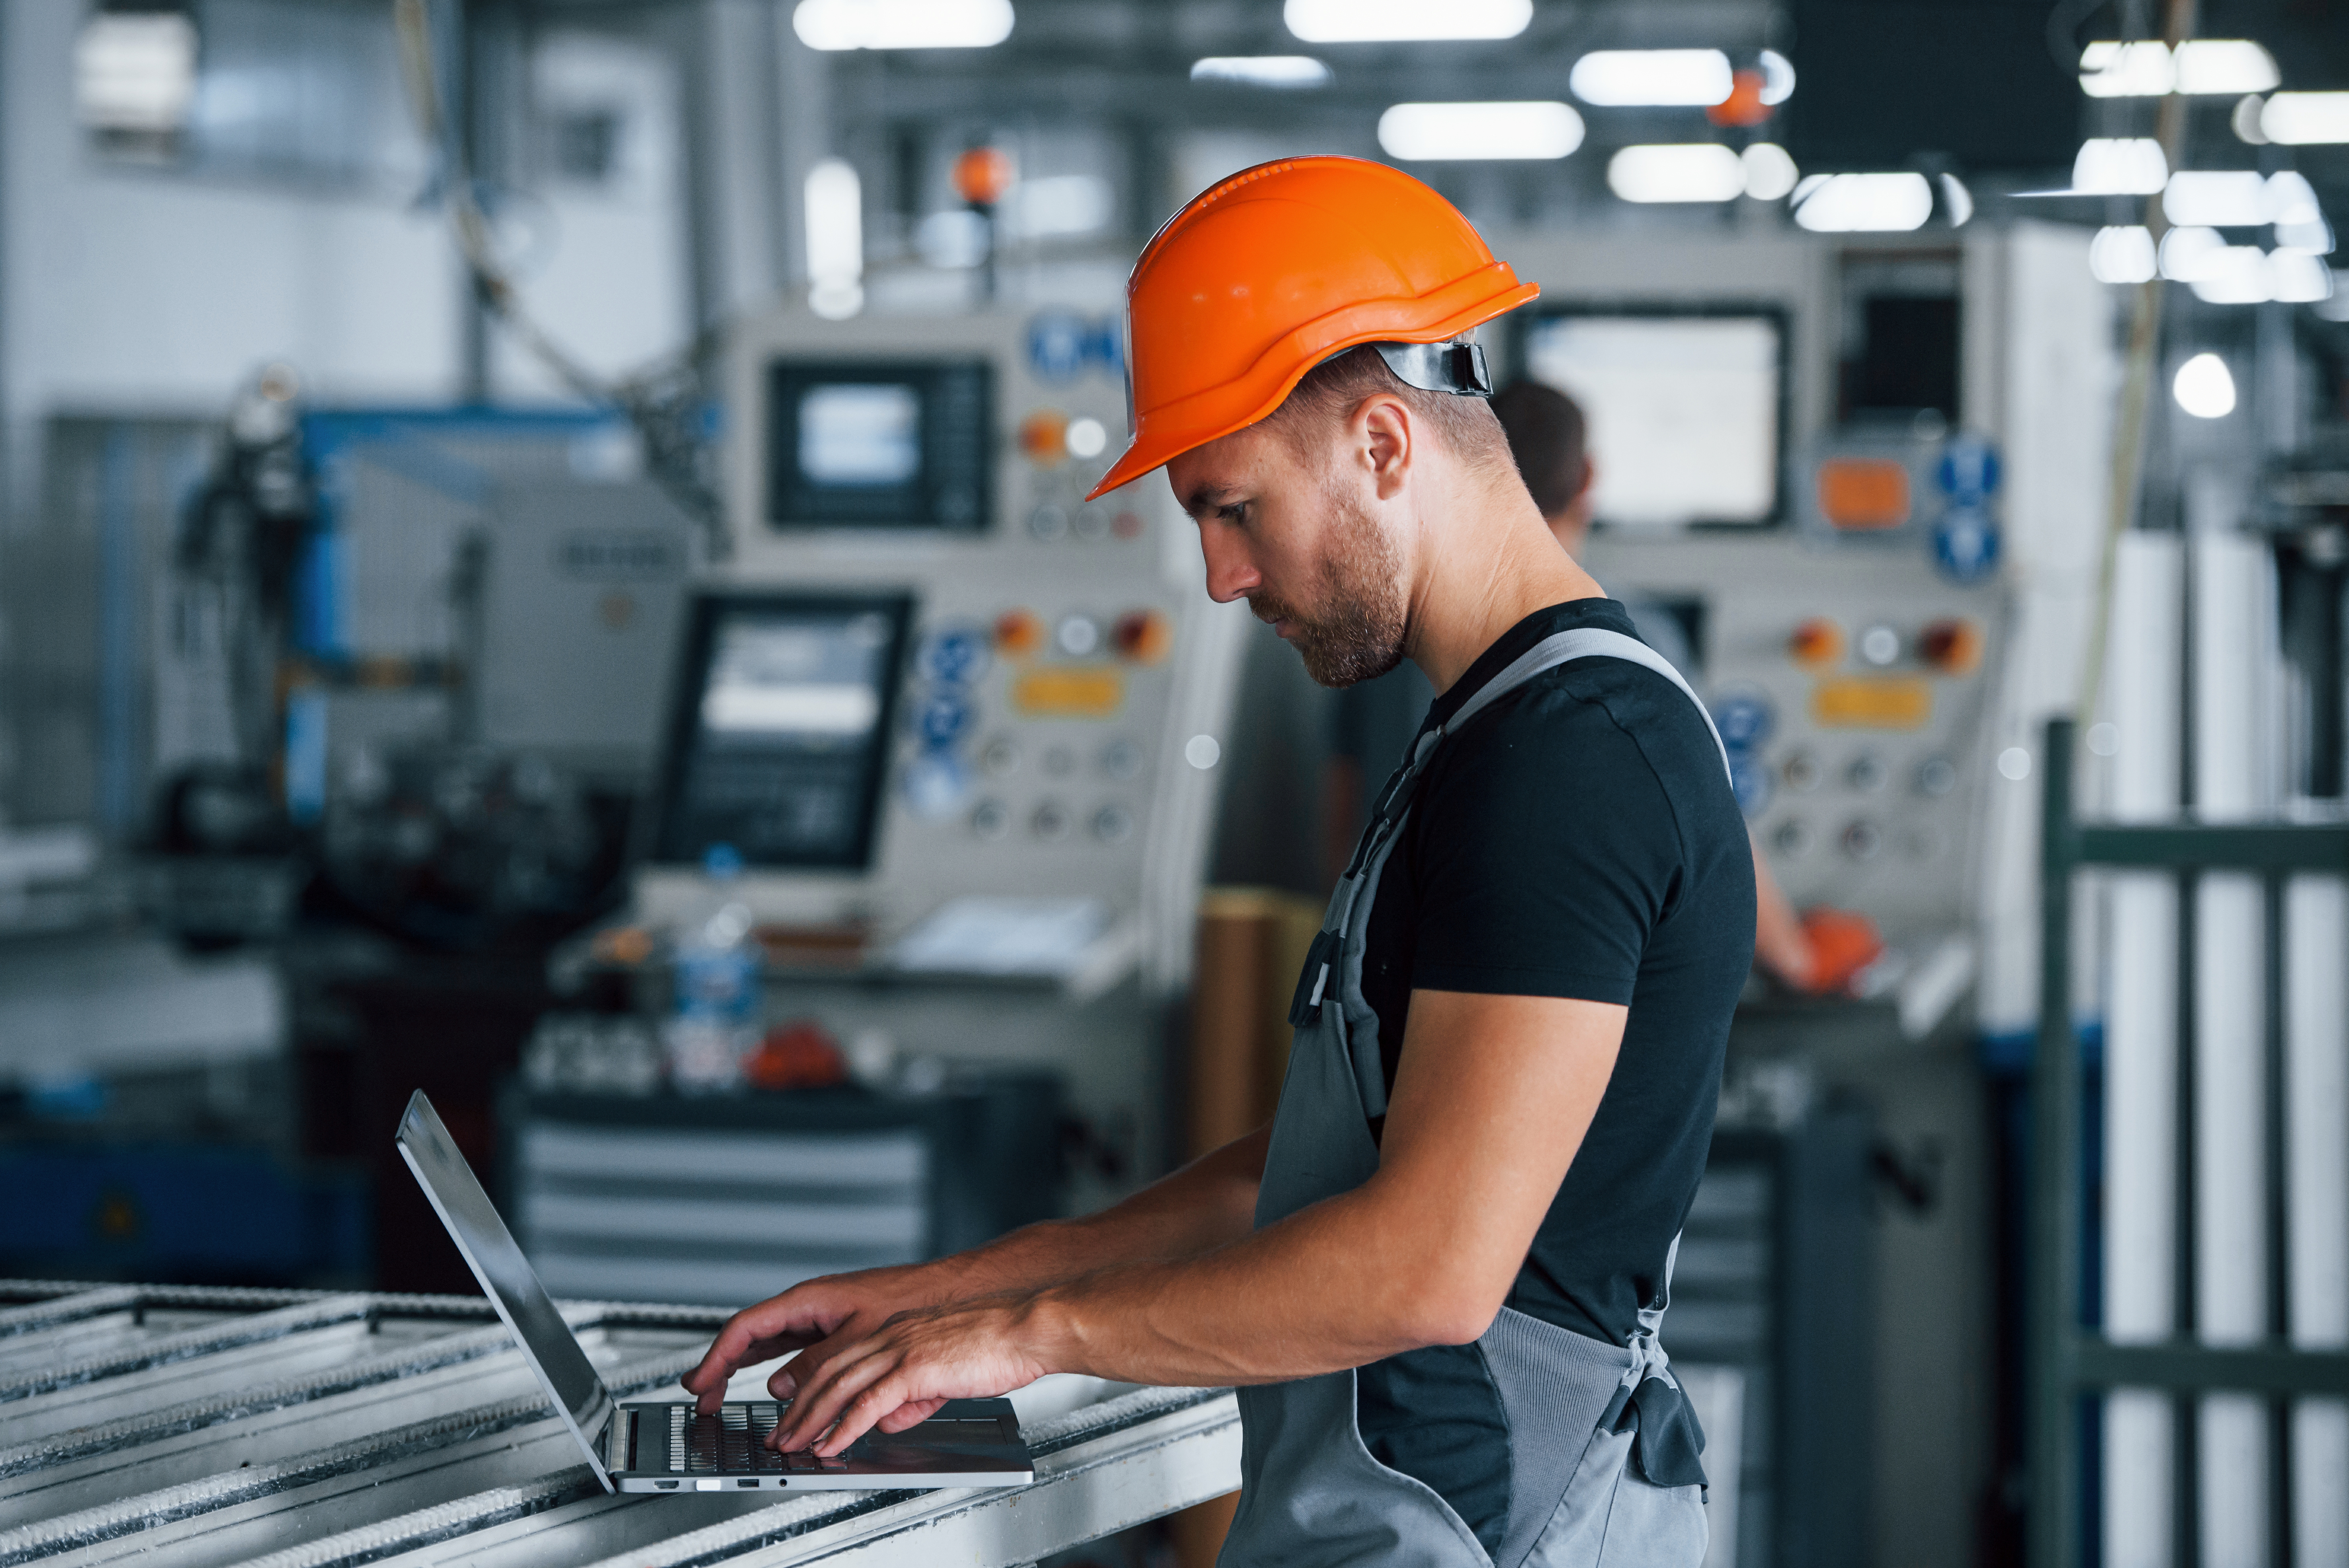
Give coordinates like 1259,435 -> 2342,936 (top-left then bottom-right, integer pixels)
1729,755 -> 1772,818
1112,509 -> 1146,540
1042,744 -> 1076,777
1918,617 -> 1983,675
1072,506 -> 1110,542
1903,825 -> 1946,861
1773,819 -> 1814,858
1712,693 -> 1774,752
900,754 -> 970,818
1842,819 -> 1884,860
1066,416 -> 1108,458
1788,618 -> 1844,668
980,736 -> 1020,777
1101,738 -> 1144,780
1056,614 -> 1101,657
994,609 -> 1045,657
913,690 -> 975,749
1018,409 -> 1069,467
1033,801 -> 1071,841
1093,804 -> 1133,843
1846,752 -> 1886,792
1782,750 -> 1821,792
971,799 -> 1010,841
1857,624 -> 1901,667
1028,504 -> 1069,542
1917,755 -> 1958,797
1113,609 -> 1172,664
919,628 -> 991,686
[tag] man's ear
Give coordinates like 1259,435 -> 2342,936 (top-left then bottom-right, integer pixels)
1357,395 -> 1413,501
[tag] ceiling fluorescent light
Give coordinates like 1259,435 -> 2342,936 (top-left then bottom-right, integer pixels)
1570,50 -> 1735,107
1285,0 -> 1530,44
1792,172 -> 1934,232
1190,56 -> 1330,88
2263,92 -> 2349,145
1608,144 -> 1744,203
2072,138 -> 2168,195
2173,353 -> 2236,417
2089,225 -> 2158,283
2172,40 -> 2279,95
2164,170 -> 2273,227
1377,101 -> 1583,160
2079,41 -> 2174,98
793,0 -> 1014,51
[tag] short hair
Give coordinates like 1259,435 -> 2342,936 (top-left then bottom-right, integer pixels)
1488,379 -> 1590,518
1264,346 -> 1515,474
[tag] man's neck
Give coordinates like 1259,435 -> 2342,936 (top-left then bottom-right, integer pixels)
1403,478 -> 1605,696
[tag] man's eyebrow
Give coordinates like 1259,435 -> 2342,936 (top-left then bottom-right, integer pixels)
1183,484 -> 1244,517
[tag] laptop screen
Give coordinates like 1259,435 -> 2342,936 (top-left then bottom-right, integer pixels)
396,1090 -> 614,1480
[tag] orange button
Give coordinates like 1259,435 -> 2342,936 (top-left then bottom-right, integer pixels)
994,609 -> 1044,657
1018,409 -> 1069,468
1918,618 -> 1983,676
1788,617 -> 1844,668
1113,610 -> 1172,665
1812,676 -> 1933,730
1011,667 -> 1124,719
1816,458 -> 1911,530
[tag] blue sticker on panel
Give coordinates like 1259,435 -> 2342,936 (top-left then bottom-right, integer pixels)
1932,505 -> 2001,583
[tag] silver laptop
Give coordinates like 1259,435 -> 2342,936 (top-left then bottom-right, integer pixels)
395,1089 -> 1036,1493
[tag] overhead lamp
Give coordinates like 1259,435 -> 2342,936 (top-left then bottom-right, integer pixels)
1757,49 -> 1796,105
2173,40 -> 2279,94
792,0 -> 1013,51
2173,354 -> 2235,417
1741,143 -> 1800,200
1570,50 -> 1735,107
2089,225 -> 2159,283
2188,245 -> 2279,304
1607,144 -> 1744,203
2267,171 -> 2322,226
2072,138 -> 2168,195
1190,56 -> 1330,88
2271,253 -> 2335,303
2157,227 -> 2224,280
2079,41 -> 2174,97
1792,172 -> 1935,232
1285,0 -> 1530,44
2164,170 -> 2278,227
804,158 -> 865,318
2276,218 -> 2335,256
74,9 -> 197,134
2263,92 -> 2349,145
1377,101 -> 1584,161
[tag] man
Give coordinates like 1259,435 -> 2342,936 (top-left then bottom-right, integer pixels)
683,157 -> 1751,1565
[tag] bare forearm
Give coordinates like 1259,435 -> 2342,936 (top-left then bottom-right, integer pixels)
935,1126 -> 1270,1300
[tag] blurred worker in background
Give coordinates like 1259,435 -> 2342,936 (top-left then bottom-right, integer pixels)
1327,377 -> 1833,993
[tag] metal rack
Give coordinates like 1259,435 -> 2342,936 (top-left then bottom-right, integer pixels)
0,1277 -> 1237,1568
2029,716 -> 2349,1566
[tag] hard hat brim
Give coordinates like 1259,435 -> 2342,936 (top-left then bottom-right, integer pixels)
1084,272 -> 1540,502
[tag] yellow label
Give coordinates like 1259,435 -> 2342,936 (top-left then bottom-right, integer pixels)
1812,676 -> 1932,729
1012,666 -> 1124,718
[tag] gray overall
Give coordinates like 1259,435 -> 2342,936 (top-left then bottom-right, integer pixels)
1219,628 -> 1732,1568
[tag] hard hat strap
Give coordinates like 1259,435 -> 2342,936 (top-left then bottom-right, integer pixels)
1370,340 -> 1493,399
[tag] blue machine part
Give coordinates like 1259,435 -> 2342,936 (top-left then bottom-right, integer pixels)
918,626 -> 992,687
1728,753 -> 1774,819
1935,436 -> 2001,502
1932,504 -> 2002,584
913,688 -> 977,751
1028,312 -> 1091,382
1712,691 -> 1775,753
900,751 -> 973,819
0,1144 -> 369,1284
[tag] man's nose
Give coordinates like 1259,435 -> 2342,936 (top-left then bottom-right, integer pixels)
1198,521 -> 1260,606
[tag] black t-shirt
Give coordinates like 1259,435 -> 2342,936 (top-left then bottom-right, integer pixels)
1348,599 -> 1753,1553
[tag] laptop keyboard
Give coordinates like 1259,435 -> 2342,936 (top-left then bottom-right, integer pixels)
668,1403 -> 849,1474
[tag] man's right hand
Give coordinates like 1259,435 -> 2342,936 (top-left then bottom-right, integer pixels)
680,1261 -> 957,1416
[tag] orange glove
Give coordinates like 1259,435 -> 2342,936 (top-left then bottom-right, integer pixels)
1794,907 -> 1884,995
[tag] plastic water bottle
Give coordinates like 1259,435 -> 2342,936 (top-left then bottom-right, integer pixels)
664,845 -> 762,1093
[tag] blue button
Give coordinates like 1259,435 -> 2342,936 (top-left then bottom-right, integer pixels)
1028,313 -> 1089,382
1088,317 -> 1124,377
1936,437 -> 2001,501
914,689 -> 975,750
1932,505 -> 2001,583
1729,755 -> 1774,819
1712,693 -> 1774,753
900,753 -> 972,818
919,628 -> 990,686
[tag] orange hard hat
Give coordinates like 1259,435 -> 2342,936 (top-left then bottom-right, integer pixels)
1086,156 -> 1539,501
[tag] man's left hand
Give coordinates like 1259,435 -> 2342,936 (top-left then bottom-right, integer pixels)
770,1294 -> 1053,1455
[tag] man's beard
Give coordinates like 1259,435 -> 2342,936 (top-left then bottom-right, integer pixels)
1250,493 -> 1407,689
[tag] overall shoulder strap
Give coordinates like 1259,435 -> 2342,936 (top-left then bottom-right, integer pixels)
1441,625 -> 1732,784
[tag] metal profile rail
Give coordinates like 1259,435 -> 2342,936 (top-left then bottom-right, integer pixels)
2030,716 -> 2349,1567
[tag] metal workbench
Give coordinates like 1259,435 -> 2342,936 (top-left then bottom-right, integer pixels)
0,1279 -> 1239,1568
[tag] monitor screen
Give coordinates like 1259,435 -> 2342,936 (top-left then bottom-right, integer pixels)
650,592 -> 914,870
1518,309 -> 1786,529
766,360 -> 993,532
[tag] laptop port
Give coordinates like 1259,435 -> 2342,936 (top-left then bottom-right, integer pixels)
655,1481 -> 678,1490
738,1480 -> 758,1488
